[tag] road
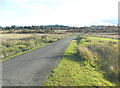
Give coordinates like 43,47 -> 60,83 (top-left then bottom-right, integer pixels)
2,36 -> 76,86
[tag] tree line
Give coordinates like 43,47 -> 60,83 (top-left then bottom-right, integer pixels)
0,25 -> 118,33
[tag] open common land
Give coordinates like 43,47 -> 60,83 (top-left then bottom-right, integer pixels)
1,31 -> 119,86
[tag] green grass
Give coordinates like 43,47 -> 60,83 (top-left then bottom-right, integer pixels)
78,36 -> 118,47
0,43 -> 49,62
43,40 -> 115,86
88,37 -> 118,43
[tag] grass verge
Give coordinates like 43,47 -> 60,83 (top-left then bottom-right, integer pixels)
43,40 -> 115,86
0,43 -> 49,62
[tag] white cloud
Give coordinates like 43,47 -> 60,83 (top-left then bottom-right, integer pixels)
0,0 -> 119,26
12,0 -> 51,12
54,0 -> 118,26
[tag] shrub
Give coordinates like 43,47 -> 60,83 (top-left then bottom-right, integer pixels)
112,42 -> 117,44
80,36 -> 86,39
109,41 -> 117,44
85,39 -> 92,42
2,40 -> 15,47
99,41 -> 104,42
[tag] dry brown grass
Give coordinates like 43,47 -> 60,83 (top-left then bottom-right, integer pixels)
54,30 -> 67,32
1,34 -> 48,40
89,33 -> 119,39
77,43 -> 118,82
87,44 -> 118,79
77,46 -> 93,62
1,33 -> 73,40
1,33 -> 74,59
76,35 -> 119,83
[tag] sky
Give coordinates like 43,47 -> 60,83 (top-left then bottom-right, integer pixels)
0,0 -> 119,27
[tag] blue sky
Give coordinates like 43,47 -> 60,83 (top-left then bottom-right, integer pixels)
0,0 -> 119,27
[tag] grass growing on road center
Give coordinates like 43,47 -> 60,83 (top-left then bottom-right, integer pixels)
43,40 -> 115,86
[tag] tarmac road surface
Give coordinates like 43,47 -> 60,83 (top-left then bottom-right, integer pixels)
2,36 -> 76,86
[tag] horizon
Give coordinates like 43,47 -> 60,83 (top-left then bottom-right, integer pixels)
0,24 -> 118,28
0,0 -> 119,27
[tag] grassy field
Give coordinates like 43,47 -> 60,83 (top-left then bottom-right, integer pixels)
1,29 -> 68,34
54,30 -> 67,33
43,34 -> 119,86
1,34 -> 47,40
1,32 -> 119,86
1,33 -> 74,61
88,32 -> 119,39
